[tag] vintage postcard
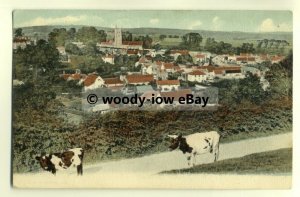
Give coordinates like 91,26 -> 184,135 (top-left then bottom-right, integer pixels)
12,10 -> 292,189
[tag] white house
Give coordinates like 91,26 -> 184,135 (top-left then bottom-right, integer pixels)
84,74 -> 105,91
102,54 -> 114,64
187,70 -> 207,83
141,63 -> 154,75
151,61 -> 168,80
193,54 -> 206,64
157,80 -> 180,92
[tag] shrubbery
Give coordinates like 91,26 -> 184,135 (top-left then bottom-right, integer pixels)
12,97 -> 292,172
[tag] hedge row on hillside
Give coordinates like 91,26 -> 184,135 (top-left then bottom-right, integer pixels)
12,98 -> 292,173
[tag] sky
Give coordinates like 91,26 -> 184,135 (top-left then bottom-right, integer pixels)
13,10 -> 293,32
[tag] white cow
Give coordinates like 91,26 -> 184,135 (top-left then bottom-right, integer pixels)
168,131 -> 220,166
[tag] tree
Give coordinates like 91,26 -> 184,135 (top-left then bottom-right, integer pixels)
48,28 -> 68,47
81,42 -> 98,56
234,72 -> 266,105
176,54 -> 193,64
205,38 -> 234,54
134,35 -> 153,49
67,28 -> 76,41
181,33 -> 203,50
257,40 -> 263,49
65,42 -> 81,55
122,31 -> 133,41
13,39 -> 60,83
265,51 -> 292,99
14,28 -> 24,37
76,27 -> 107,44
152,43 -> 161,51
159,34 -> 167,41
236,43 -> 255,54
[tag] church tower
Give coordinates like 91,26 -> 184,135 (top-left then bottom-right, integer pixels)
114,25 -> 122,47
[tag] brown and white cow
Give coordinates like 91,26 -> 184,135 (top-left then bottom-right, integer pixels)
168,131 -> 220,166
35,148 -> 84,175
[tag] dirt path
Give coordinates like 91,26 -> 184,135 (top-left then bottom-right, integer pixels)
13,132 -> 292,188
83,132 -> 292,174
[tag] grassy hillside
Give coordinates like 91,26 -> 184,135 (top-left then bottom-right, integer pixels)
162,148 -> 292,174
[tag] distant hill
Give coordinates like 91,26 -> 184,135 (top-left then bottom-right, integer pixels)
17,25 -> 293,44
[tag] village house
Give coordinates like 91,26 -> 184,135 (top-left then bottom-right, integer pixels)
193,54 -> 207,64
125,74 -> 154,85
151,61 -> 168,80
71,41 -> 86,49
187,70 -> 207,83
141,63 -> 154,75
213,69 -> 224,78
102,54 -> 114,64
13,36 -> 32,49
127,49 -> 141,56
84,74 -> 105,91
236,56 -> 255,65
157,80 -> 180,92
13,79 -> 25,86
103,77 -> 124,88
169,50 -> 189,60
56,46 -> 70,62
271,55 -> 285,64
163,62 -> 177,73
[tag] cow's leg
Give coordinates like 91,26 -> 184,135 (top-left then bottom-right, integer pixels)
186,154 -> 192,166
77,164 -> 83,176
51,168 -> 56,175
213,143 -> 220,162
192,152 -> 197,166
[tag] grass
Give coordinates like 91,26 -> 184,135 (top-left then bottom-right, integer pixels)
220,125 -> 292,144
82,126 -> 292,166
162,148 -> 292,175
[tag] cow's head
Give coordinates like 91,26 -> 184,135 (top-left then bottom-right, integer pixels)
167,134 -> 193,153
167,134 -> 183,151
35,154 -> 52,171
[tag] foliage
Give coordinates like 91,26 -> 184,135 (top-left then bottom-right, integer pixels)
114,54 -> 140,72
205,37 -> 255,55
234,72 -> 267,105
65,42 -> 81,55
176,54 -> 193,64
48,28 -> 68,46
76,26 -> 107,44
265,60 -> 292,99
14,28 -> 24,37
205,38 -> 234,54
236,43 -> 255,54
13,39 -> 61,83
159,34 -> 167,41
213,73 -> 267,106
181,33 -> 203,50
122,31 -> 133,41
134,35 -> 153,48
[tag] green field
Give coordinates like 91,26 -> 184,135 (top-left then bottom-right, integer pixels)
162,148 -> 292,174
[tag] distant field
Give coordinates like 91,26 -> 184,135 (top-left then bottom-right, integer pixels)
162,148 -> 292,174
20,25 -> 293,48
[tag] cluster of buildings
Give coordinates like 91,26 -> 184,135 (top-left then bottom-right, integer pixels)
56,26 -> 284,112
13,27 -> 283,112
